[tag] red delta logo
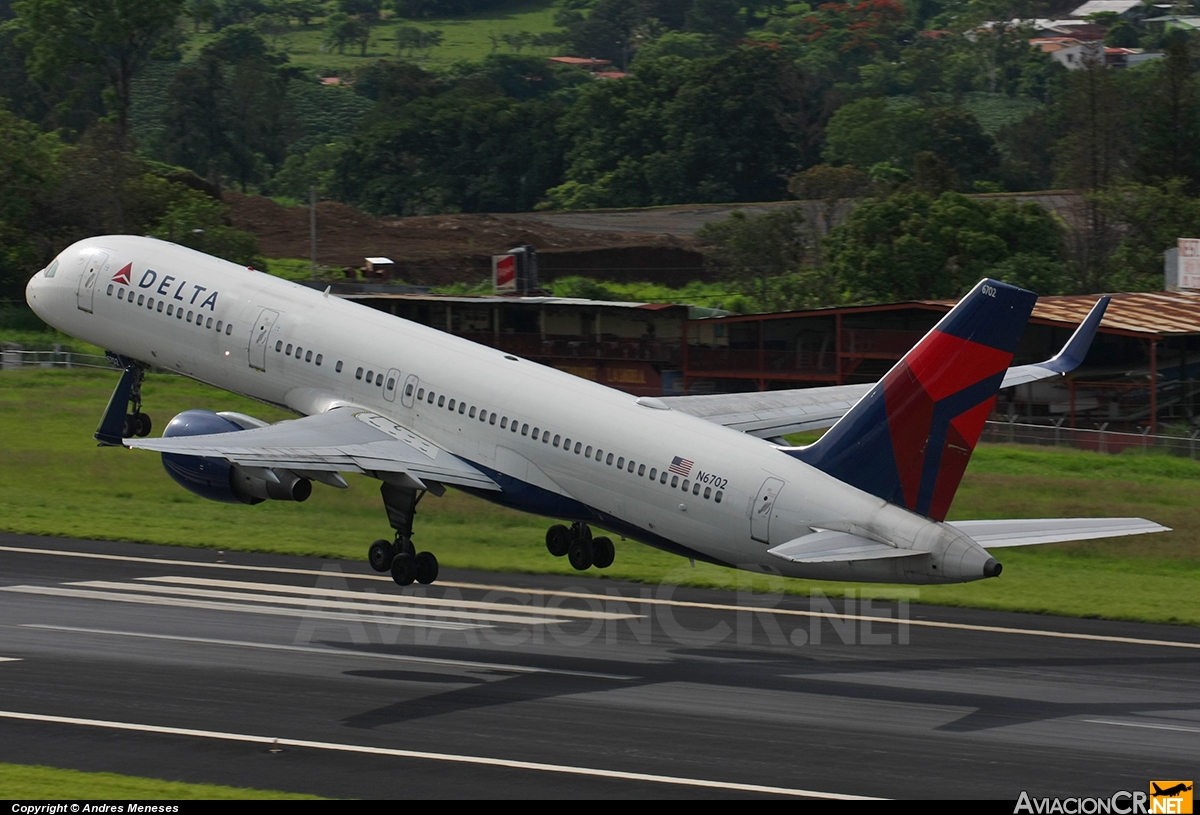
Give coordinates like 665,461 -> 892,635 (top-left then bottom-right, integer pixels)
112,263 -> 132,286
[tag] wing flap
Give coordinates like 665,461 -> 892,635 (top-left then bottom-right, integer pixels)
767,530 -> 926,564
125,408 -> 500,492
949,517 -> 1170,548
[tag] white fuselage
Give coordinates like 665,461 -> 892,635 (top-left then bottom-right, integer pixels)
26,236 -> 996,583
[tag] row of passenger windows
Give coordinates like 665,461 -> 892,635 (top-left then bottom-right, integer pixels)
413,385 -> 724,504
274,339 -> 325,368
108,285 -> 232,335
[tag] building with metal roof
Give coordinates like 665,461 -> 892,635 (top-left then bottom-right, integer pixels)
683,292 -> 1200,434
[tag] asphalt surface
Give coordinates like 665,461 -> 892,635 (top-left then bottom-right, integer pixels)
0,531 -> 1197,800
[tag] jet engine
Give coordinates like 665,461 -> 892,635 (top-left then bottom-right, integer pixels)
160,409 -> 312,504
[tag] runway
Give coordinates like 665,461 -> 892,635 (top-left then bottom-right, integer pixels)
0,532 -> 1197,799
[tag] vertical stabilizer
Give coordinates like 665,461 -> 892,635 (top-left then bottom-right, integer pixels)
789,280 -> 1037,521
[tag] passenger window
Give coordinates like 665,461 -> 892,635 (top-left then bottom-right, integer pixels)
715,491 -> 723,504
306,351 -> 313,363
216,321 -> 223,332
628,460 -> 635,472
438,396 -> 445,407
427,392 -> 435,403
336,361 -> 344,373
692,482 -> 700,495
489,413 -> 497,425
521,423 -> 529,435
107,284 -> 113,295
553,434 -> 560,447
167,305 -> 174,316
704,486 -> 711,499
315,354 -> 322,366
607,453 -> 614,465
617,457 -> 624,469
638,464 -> 645,476
295,347 -> 302,359
511,421 -> 518,433
406,383 -> 414,397
206,318 -> 213,329
187,311 -> 194,322
585,446 -> 592,457
355,367 -> 363,380
225,324 -> 232,335
366,371 -> 374,383
543,433 -> 550,444
377,377 -> 383,387
118,288 -> 124,300
417,388 -> 424,400
448,399 -> 455,410
649,468 -> 657,480
137,294 -> 144,305
458,403 -> 465,414
479,411 -> 487,423
156,301 -> 164,312
387,377 -> 395,390
661,472 -> 668,484
682,479 -> 689,491
286,344 -> 293,355
501,418 -> 508,428
531,428 -> 538,440
574,442 -> 582,454
275,341 -> 282,352
672,476 -> 679,488
177,309 -> 183,320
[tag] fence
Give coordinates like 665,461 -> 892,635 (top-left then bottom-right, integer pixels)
0,346 -> 113,371
982,419 -> 1200,458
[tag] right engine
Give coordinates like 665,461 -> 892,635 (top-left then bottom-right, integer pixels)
160,409 -> 312,505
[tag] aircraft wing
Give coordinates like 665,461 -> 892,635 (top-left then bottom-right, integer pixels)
124,407 -> 500,491
663,296 -> 1110,440
948,517 -> 1169,548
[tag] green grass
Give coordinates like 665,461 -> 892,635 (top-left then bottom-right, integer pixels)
184,2 -> 565,74
1,368 -> 1198,625
0,763 -> 322,799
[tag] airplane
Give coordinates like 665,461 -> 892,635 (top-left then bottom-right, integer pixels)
1152,784 -> 1192,798
24,235 -> 1169,588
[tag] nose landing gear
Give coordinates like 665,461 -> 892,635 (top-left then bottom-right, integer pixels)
546,523 -> 615,571
370,482 -> 440,586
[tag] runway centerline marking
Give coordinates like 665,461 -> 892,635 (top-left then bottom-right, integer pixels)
20,626 -> 636,680
1085,719 -> 1200,734
0,709 -> 878,799
0,658 -> 20,663
5,544 -> 1200,650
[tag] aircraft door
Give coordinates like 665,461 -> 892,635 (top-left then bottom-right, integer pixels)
76,252 -> 108,313
400,374 -> 419,408
248,308 -> 280,371
751,477 -> 785,543
382,368 -> 401,402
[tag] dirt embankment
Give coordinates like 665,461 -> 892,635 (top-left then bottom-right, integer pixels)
225,193 -> 704,287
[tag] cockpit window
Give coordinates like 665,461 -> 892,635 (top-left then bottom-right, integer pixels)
45,260 -> 59,278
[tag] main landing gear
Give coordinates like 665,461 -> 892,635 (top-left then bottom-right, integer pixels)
546,522 -> 615,571
95,355 -> 152,446
369,482 -> 440,586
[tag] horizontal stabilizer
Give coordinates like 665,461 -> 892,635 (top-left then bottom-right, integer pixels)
948,517 -> 1170,548
767,530 -> 925,564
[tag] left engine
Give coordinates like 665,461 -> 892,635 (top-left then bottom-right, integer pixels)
160,410 -> 312,505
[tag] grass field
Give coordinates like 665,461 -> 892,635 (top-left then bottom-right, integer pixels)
0,763 -> 321,798
1,368 -> 1197,625
183,1 -> 564,74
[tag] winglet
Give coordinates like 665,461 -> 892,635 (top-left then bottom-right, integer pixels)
1001,296 -> 1109,388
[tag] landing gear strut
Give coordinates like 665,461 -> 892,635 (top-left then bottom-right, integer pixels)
370,482 -> 440,587
95,355 -> 152,446
546,523 -> 615,571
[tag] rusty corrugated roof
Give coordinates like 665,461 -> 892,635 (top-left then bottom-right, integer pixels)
1032,292 -> 1200,336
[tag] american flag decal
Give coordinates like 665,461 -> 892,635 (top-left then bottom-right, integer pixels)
668,456 -> 693,477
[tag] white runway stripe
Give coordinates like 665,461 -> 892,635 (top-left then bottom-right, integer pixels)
21,626 -> 636,680
1085,719 -> 1200,734
68,580 -> 585,626
5,544 -> 1200,651
0,709 -> 878,799
0,585 -> 481,631
0,658 -> 20,663
135,575 -> 642,621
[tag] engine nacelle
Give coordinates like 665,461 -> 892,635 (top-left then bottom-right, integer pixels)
160,410 -> 311,505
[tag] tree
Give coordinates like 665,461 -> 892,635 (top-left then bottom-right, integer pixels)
1092,180 -> 1200,291
10,0 -> 185,146
1133,33 -> 1200,193
788,164 -> 875,266
696,206 -> 808,309
825,190 -> 1066,302
326,11 -> 370,55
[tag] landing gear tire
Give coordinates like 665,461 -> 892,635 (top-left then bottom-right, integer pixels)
546,525 -> 570,557
368,539 -> 395,572
133,412 -> 152,437
568,538 -> 594,571
390,552 -> 416,586
414,551 -> 439,585
591,537 -> 615,569
122,414 -> 136,439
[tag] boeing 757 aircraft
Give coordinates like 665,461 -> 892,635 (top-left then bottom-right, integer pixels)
25,236 -> 1168,588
